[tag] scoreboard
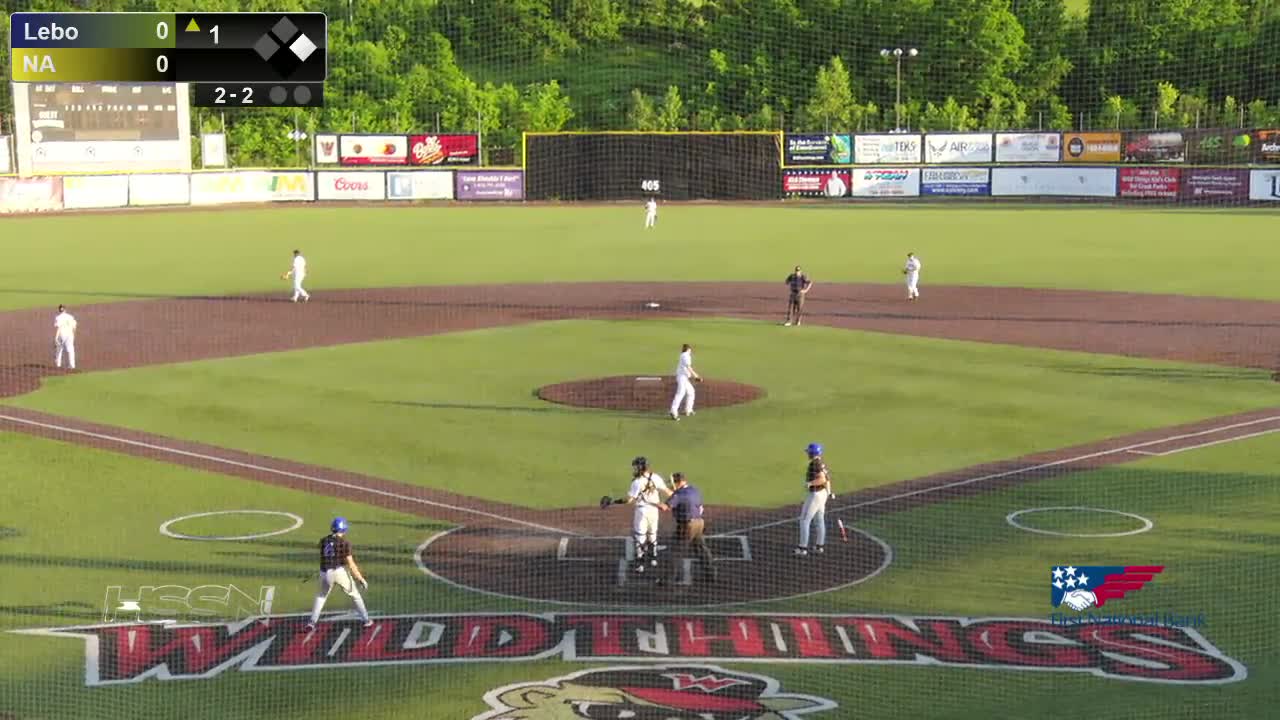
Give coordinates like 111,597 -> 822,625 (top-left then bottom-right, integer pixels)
10,12 -> 327,107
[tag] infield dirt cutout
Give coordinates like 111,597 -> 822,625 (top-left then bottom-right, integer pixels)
2,281 -> 1279,606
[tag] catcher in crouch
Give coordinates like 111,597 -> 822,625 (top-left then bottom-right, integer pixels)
602,456 -> 672,574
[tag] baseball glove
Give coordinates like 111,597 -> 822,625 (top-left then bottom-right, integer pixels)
599,495 -> 613,509
280,272 -> 289,280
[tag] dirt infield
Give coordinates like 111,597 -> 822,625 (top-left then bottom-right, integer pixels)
537,375 -> 764,413
3,281 -> 1280,606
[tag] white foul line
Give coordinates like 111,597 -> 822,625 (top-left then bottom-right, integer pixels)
0,413 -> 577,537
1125,427 -> 1280,457
737,414 -> 1280,534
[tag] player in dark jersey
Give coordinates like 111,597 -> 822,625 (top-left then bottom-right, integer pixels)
784,266 -> 813,326
796,443 -> 832,556
305,517 -> 372,631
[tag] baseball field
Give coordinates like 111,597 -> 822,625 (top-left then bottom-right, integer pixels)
1,203 -> 1278,719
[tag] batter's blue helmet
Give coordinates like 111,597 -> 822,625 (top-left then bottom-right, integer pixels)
331,517 -> 349,533
806,443 -> 823,457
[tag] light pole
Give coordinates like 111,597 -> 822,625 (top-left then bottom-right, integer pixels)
879,47 -> 918,132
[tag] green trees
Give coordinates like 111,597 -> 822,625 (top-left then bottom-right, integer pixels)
4,0 -> 1279,167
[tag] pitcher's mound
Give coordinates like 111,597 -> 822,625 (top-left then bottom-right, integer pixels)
537,376 -> 764,412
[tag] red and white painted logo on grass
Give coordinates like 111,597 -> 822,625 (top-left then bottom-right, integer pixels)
476,665 -> 834,719
11,612 -> 1246,686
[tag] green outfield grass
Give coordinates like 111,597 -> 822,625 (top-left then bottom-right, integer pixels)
4,205 -> 1280,311
6,319 -> 1277,508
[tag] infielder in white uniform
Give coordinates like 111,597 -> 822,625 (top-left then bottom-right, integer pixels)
670,343 -> 701,420
903,252 -> 922,300
644,197 -> 658,228
616,456 -> 670,573
53,304 -> 78,370
796,443 -> 833,556
283,249 -> 310,302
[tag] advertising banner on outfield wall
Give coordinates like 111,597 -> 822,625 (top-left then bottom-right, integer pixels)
190,172 -> 313,205
784,134 -> 852,165
409,134 -> 479,165
783,169 -> 850,197
1062,132 -> 1121,162
387,171 -> 455,200
314,134 -> 339,164
129,173 -> 190,206
0,176 -> 62,213
849,168 -> 920,197
317,172 -> 387,200
1181,169 -> 1249,200
1123,132 -> 1185,163
994,133 -> 1060,162
0,136 -> 10,173
854,134 -> 921,164
1118,167 -> 1180,198
339,135 -> 408,165
1249,169 -> 1280,200
1255,130 -> 1280,162
991,168 -> 1117,197
1183,129 -> 1254,164
62,175 -> 129,209
920,168 -> 990,196
924,133 -> 993,163
456,171 -> 524,200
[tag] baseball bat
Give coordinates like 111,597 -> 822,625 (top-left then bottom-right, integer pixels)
837,519 -> 849,543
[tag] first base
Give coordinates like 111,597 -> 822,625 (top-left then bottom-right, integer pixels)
645,302 -> 660,308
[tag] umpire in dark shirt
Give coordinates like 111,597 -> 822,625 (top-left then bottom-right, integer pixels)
661,472 -> 716,584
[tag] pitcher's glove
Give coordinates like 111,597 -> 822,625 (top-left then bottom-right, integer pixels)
280,272 -> 290,280
599,495 -> 613,509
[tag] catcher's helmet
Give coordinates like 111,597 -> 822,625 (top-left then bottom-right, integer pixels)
806,443 -> 823,457
632,456 -> 649,470
331,517 -> 349,533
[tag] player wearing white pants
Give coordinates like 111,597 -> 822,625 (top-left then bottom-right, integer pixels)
796,443 -> 833,556
306,517 -> 372,630
285,249 -> 310,302
53,305 -> 77,370
644,198 -> 657,228
619,456 -> 669,573
904,252 -> 922,300
670,343 -> 701,420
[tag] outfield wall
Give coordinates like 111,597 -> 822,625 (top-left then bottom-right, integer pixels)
5,167 -> 1280,215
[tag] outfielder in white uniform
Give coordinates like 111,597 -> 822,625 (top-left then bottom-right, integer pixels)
618,456 -> 670,573
670,344 -> 701,420
796,442 -> 833,556
306,517 -> 372,631
904,252 -> 922,300
644,198 -> 658,228
284,249 -> 310,302
53,305 -> 78,370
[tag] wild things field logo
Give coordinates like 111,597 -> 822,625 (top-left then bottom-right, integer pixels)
12,612 -> 1245,687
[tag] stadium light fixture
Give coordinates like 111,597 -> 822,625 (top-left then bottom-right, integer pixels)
880,47 -> 919,131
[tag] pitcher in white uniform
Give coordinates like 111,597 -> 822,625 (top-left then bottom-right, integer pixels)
617,456 -> 670,573
903,252 -> 922,300
670,343 -> 701,420
53,304 -> 78,370
284,249 -> 310,302
796,442 -> 833,556
644,197 -> 658,228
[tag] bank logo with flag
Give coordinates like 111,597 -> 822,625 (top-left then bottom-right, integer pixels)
1050,565 -> 1164,610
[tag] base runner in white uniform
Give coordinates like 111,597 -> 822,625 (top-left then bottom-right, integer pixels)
284,249 -> 310,302
615,456 -> 670,573
904,252 -> 922,300
796,442 -> 833,556
53,305 -> 78,370
670,343 -> 701,420
644,197 -> 658,228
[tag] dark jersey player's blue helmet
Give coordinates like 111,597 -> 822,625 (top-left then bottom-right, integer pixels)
806,443 -> 823,457
331,517 -> 349,533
